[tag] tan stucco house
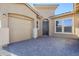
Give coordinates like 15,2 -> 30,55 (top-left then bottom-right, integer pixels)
0,3 -> 79,47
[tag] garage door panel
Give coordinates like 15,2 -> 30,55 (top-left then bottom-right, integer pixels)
9,16 -> 33,43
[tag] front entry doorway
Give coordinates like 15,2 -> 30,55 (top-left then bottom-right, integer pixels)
42,19 -> 49,36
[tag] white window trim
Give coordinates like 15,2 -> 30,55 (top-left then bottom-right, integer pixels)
55,17 -> 74,34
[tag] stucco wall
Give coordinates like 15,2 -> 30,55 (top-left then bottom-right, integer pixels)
38,18 -> 43,37
0,3 -> 37,28
0,3 -> 38,43
0,3 -> 36,18
74,14 -> 79,38
0,28 -> 9,47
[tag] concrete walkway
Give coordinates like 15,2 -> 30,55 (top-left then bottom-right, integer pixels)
3,37 -> 79,56
0,48 -> 17,56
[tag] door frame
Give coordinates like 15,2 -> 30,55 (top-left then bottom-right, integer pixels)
42,19 -> 49,36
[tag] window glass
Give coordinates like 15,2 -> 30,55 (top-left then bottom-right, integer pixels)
56,20 -> 62,26
56,26 -> 62,32
56,20 -> 62,32
63,19 -> 72,32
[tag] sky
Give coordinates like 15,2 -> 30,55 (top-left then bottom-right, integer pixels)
55,3 -> 73,15
55,3 -> 73,26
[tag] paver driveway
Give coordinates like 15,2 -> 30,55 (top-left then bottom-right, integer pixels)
3,37 -> 79,56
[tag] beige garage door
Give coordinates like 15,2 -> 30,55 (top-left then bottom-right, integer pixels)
9,14 -> 33,43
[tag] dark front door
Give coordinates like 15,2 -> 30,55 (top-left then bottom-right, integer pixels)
43,19 -> 49,36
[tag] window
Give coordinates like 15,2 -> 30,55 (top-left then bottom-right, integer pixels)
55,18 -> 73,33
0,20 -> 1,28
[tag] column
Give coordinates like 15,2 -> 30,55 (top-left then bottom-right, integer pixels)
33,17 -> 38,39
